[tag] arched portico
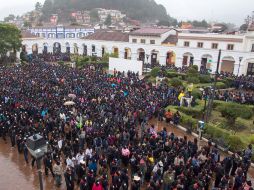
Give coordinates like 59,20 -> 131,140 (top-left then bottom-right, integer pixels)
166,51 -> 176,66
220,56 -> 235,74
65,42 -> 70,53
137,48 -> 145,62
124,48 -> 131,59
53,42 -> 61,54
43,43 -> 48,54
182,52 -> 194,67
151,49 -> 159,67
32,44 -> 38,54
201,54 -> 213,72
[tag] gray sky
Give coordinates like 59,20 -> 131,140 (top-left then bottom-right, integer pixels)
0,0 -> 253,26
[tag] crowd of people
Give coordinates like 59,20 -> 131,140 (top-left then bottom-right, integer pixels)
0,59 -> 253,190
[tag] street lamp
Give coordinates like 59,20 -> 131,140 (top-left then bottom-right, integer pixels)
145,54 -> 150,72
237,57 -> 243,76
26,134 -> 47,190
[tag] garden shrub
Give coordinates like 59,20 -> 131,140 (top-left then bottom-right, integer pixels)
217,103 -> 253,120
169,77 -> 183,87
177,106 -> 203,118
216,82 -> 227,89
187,76 -> 200,84
150,67 -> 160,77
166,71 -> 178,78
199,75 -> 212,83
192,89 -> 202,99
226,135 -> 246,152
192,65 -> 199,71
204,123 -> 230,140
180,114 -> 197,128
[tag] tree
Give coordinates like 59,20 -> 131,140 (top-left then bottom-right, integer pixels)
240,23 -> 248,31
90,9 -> 99,23
35,2 -> 43,11
104,14 -> 112,26
0,24 -> 22,63
157,20 -> 170,27
4,14 -> 15,22
23,21 -> 32,28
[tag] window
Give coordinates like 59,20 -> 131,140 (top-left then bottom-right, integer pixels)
184,41 -> 190,47
48,33 -> 55,38
140,39 -> 146,44
92,45 -> 95,52
66,33 -> 75,38
132,39 -> 137,43
212,43 -> 218,49
150,40 -> 155,44
41,33 -> 46,38
247,63 -> 254,76
197,42 -> 203,48
251,44 -> 254,52
227,44 -> 234,50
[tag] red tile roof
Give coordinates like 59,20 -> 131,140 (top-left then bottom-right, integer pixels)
83,30 -> 129,42
21,31 -> 38,39
162,35 -> 178,44
130,27 -> 172,36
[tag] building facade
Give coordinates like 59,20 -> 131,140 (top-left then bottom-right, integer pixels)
21,28 -> 254,76
28,25 -> 95,39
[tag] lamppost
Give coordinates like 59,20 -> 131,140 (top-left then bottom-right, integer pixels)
26,134 -> 47,190
237,57 -> 243,76
146,54 -> 150,72
206,49 -> 221,120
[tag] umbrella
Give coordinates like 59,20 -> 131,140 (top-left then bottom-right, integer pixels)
68,93 -> 76,99
64,101 -> 75,106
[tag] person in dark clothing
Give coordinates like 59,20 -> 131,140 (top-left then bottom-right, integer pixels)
64,167 -> 75,190
44,153 -> 55,177
214,163 -> 224,188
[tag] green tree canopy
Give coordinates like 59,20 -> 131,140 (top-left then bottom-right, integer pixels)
4,14 -> 15,22
0,24 -> 22,63
104,14 -> 112,26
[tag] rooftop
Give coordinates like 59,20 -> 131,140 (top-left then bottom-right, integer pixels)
21,31 -> 38,39
130,27 -> 173,36
83,30 -> 129,42
162,35 -> 178,44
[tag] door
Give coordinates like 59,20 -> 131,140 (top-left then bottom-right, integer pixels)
151,53 -> 157,67
247,63 -> 254,76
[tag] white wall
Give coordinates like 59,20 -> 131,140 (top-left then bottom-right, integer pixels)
109,57 -> 143,75
21,32 -> 254,75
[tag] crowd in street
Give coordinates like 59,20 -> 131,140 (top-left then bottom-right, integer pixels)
0,59 -> 253,190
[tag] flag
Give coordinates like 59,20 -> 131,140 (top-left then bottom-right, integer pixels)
76,118 -> 83,129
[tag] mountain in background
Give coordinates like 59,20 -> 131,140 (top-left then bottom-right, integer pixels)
41,0 -> 177,24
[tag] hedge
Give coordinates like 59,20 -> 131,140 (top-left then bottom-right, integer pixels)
226,135 -> 246,152
177,106 -> 203,118
192,89 -> 202,99
187,76 -> 200,84
166,71 -> 187,80
150,67 -> 160,77
199,75 -> 212,83
217,103 -> 253,120
169,77 -> 183,87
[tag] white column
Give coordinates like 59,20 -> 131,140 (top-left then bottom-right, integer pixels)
175,57 -> 183,67
193,58 -> 201,69
159,55 -> 166,66
38,47 -> 43,54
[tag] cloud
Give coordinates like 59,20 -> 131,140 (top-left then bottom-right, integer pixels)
155,0 -> 254,25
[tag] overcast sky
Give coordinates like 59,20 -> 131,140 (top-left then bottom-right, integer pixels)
0,0 -> 253,26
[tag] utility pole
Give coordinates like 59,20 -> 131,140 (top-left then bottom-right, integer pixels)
205,49 -> 221,121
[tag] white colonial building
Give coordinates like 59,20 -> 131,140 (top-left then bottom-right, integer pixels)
21,27 -> 254,75
28,25 -> 94,39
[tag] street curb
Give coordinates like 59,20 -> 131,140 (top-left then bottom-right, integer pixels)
175,124 -> 254,168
